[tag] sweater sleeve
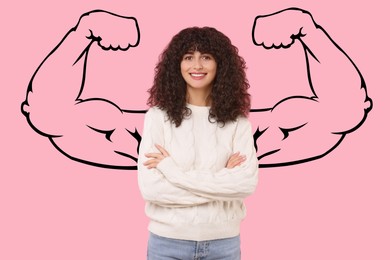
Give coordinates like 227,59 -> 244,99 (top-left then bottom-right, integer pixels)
156,117 -> 259,201
137,108 -> 213,207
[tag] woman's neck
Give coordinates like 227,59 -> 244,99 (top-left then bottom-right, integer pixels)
186,88 -> 212,107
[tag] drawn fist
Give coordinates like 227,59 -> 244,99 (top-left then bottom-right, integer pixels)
252,8 -> 316,49
76,10 -> 140,50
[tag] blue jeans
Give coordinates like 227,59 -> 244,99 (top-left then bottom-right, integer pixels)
147,232 -> 241,260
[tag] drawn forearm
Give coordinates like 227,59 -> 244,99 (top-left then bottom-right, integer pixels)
299,23 -> 372,132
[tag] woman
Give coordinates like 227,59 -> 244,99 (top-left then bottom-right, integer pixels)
137,27 -> 259,260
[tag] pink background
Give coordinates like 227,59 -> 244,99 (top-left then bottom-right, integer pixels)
2,0 -> 389,259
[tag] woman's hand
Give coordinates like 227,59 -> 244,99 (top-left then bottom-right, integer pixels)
144,145 -> 170,169
226,152 -> 246,169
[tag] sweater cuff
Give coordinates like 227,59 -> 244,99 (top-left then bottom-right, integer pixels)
156,157 -> 180,177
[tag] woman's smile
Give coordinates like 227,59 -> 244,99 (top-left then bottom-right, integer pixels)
189,73 -> 207,80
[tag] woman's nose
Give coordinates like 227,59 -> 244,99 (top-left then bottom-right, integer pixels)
193,58 -> 203,69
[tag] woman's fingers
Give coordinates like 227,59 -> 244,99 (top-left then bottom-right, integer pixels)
143,153 -> 163,169
143,158 -> 160,169
143,145 -> 170,169
226,152 -> 246,169
231,156 -> 246,167
155,144 -> 170,156
145,152 -> 164,159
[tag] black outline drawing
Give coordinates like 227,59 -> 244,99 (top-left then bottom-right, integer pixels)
21,8 -> 372,170
250,8 -> 372,167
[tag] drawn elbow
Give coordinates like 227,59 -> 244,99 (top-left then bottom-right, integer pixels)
21,91 -> 65,137
330,87 -> 372,134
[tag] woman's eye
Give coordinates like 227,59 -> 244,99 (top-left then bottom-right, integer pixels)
183,56 -> 193,61
202,55 -> 213,60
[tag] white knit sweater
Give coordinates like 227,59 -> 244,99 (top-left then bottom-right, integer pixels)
137,104 -> 259,241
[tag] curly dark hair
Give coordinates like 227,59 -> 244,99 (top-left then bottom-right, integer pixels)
147,26 -> 251,127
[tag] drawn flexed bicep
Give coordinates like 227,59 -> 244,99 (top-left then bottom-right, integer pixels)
21,10 -> 143,169
250,8 -> 372,167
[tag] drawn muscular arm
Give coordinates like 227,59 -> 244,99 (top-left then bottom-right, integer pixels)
21,10 -> 142,169
251,8 -> 372,167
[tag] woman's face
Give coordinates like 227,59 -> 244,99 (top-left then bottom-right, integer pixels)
180,51 -> 217,92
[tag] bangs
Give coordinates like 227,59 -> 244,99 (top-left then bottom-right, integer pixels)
177,27 -> 217,57
185,42 -> 213,54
